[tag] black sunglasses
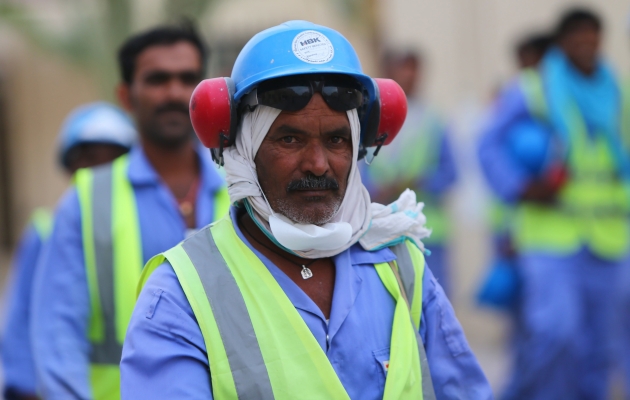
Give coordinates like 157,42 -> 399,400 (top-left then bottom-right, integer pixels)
240,74 -> 365,112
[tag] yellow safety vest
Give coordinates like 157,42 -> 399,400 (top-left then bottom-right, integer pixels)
513,70 -> 630,260
75,155 -> 230,400
139,213 -> 436,399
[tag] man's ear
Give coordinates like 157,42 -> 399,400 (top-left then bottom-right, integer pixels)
116,83 -> 133,112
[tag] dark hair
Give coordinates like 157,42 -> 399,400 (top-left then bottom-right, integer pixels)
118,21 -> 208,84
382,48 -> 423,68
555,8 -> 602,40
516,33 -> 553,56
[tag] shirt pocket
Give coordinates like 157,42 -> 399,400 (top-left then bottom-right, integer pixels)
372,347 -> 391,387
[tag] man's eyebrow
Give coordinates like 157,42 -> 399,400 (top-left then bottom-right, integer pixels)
142,69 -> 201,77
324,126 -> 352,137
273,124 -> 309,136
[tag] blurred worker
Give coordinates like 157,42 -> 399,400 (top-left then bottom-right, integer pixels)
361,49 -> 457,294
121,20 -> 491,399
478,9 -> 630,399
1,103 -> 135,400
30,24 -> 228,399
477,31 -> 552,310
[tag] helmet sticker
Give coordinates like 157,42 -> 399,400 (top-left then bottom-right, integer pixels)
292,30 -> 334,64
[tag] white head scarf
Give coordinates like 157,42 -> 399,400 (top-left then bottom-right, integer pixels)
223,105 -> 430,259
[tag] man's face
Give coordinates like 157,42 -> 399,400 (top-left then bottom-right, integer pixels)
559,24 -> 601,75
255,93 -> 353,225
387,59 -> 420,97
118,42 -> 202,148
518,47 -> 544,69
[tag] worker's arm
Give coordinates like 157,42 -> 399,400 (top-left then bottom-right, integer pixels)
30,190 -> 93,400
422,129 -> 458,197
477,81 -> 534,204
420,266 -> 493,399
120,262 -> 212,399
1,225 -> 43,398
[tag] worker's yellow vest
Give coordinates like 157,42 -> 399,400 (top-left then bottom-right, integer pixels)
139,213 -> 436,399
513,70 -> 630,260
75,155 -> 230,400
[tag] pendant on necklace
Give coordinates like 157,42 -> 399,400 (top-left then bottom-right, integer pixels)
179,201 -> 193,217
301,265 -> 313,280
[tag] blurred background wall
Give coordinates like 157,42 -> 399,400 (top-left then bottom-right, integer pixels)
0,0 -> 628,393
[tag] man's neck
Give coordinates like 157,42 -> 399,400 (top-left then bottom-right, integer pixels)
140,137 -> 199,181
237,210 -> 336,318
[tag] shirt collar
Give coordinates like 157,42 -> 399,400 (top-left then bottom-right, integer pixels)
348,242 -> 396,265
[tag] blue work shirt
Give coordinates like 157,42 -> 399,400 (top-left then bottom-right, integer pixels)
1,224 -> 44,396
121,207 -> 492,399
30,145 -> 225,399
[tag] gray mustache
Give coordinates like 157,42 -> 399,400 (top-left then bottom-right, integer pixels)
287,174 -> 339,192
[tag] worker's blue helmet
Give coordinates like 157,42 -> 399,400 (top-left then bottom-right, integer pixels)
231,20 -> 377,106
190,20 -> 408,162
58,102 -> 137,169
507,118 -> 552,176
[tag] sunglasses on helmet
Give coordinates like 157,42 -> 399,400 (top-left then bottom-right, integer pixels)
240,74 -> 365,113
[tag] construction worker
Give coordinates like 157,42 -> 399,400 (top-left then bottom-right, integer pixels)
478,9 -> 630,399
477,31 -> 552,310
121,20 -> 491,399
1,102 -> 136,400
30,24 -> 229,399
361,49 -> 457,295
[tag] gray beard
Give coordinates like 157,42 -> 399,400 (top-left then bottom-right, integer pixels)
274,197 -> 343,225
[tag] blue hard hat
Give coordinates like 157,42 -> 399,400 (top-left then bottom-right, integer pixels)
477,258 -> 520,310
507,118 -> 552,176
231,20 -> 377,106
58,102 -> 137,168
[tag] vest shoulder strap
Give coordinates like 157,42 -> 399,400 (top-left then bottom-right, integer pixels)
387,241 -> 436,400
389,240 -> 425,328
519,68 -> 548,120
76,155 -> 142,365
212,186 -> 231,220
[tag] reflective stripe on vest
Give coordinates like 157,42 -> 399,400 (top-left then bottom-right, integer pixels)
515,71 -> 630,259
76,155 -> 231,399
140,214 -> 435,400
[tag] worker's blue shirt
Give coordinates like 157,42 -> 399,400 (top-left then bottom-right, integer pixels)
1,224 -> 44,396
477,80 -> 534,204
121,207 -> 492,400
30,145 -> 224,400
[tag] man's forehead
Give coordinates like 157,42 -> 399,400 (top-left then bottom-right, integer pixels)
134,41 -> 201,76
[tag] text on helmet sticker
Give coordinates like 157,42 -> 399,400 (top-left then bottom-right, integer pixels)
292,30 -> 334,64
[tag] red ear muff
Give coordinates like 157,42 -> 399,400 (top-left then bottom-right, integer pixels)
372,78 -> 407,146
358,78 -> 407,160
189,77 -> 236,149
